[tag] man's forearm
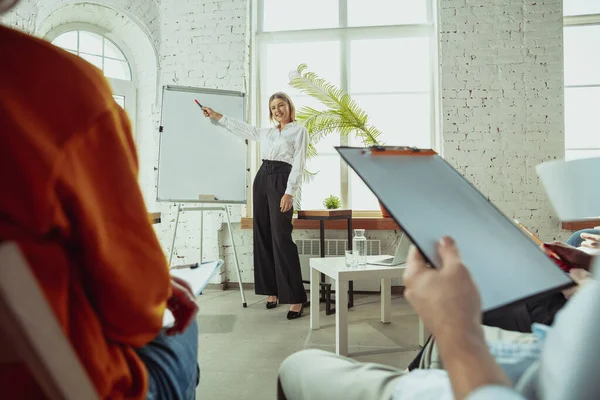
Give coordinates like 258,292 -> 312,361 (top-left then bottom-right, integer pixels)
436,327 -> 512,400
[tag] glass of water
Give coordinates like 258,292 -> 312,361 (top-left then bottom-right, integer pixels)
345,250 -> 357,268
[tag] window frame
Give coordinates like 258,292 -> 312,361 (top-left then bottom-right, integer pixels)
45,23 -> 137,135
253,0 -> 438,213
563,13 -> 600,160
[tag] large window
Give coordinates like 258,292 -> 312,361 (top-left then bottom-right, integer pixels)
50,28 -> 136,131
563,3 -> 600,160
257,1 -> 436,211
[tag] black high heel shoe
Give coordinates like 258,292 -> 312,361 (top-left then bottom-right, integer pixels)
266,300 -> 277,309
286,307 -> 304,320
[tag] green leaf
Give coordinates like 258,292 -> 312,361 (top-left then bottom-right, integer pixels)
303,168 -> 317,182
289,63 -> 382,147
307,142 -> 318,159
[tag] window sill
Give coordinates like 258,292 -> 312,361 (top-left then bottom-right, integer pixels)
240,217 -> 400,230
561,219 -> 600,231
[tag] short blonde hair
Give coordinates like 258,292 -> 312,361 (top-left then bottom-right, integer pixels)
268,92 -> 296,124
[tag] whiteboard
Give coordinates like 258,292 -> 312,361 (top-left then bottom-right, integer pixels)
157,86 -> 247,203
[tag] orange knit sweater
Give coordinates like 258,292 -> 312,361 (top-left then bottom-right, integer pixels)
0,25 -> 171,399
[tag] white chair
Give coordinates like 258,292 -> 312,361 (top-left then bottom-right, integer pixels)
0,241 -> 99,400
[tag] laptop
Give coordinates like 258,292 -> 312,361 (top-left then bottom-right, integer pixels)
368,233 -> 411,266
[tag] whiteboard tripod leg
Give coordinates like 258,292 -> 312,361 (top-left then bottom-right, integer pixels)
168,204 -> 182,268
200,208 -> 204,263
224,205 -> 247,307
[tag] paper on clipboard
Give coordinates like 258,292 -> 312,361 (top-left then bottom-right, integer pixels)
336,146 -> 572,314
163,260 -> 223,327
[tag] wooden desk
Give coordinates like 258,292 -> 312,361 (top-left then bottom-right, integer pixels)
297,210 -> 354,255
149,212 -> 161,224
297,210 -> 354,315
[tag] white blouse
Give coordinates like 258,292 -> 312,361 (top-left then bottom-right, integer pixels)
216,116 -> 308,197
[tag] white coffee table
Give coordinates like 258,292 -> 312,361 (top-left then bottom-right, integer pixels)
310,256 -> 426,356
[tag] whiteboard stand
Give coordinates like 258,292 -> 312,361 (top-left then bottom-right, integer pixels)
168,203 -> 247,308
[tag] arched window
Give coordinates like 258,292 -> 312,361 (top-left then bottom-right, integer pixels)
52,30 -> 132,81
50,29 -> 137,131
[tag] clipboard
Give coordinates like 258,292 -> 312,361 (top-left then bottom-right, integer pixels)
514,220 -> 543,246
336,146 -> 573,314
163,260 -> 224,328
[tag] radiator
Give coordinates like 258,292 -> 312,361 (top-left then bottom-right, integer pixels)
295,238 -> 383,292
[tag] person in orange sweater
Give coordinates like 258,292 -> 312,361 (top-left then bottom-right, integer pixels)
0,1 -> 200,399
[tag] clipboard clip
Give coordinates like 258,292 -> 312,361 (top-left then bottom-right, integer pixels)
361,146 -> 437,156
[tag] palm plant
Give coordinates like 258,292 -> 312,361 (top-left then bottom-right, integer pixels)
289,63 -> 383,148
288,63 -> 383,210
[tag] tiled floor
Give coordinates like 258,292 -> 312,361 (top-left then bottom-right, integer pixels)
195,288 -> 421,399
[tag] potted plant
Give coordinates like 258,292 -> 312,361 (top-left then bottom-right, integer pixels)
289,64 -> 391,217
323,194 -> 341,210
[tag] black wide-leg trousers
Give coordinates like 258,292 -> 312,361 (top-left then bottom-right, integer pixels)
253,160 -> 307,305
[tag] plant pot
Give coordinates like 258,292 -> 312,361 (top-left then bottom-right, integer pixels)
379,202 -> 391,218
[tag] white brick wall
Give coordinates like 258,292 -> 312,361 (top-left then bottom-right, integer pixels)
2,0 -> 571,285
159,0 -> 247,89
1,0 -> 38,31
2,0 -> 161,45
154,0 -> 250,283
439,0 -> 566,242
